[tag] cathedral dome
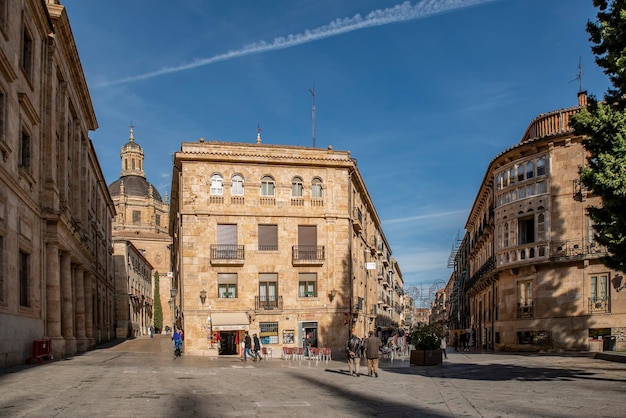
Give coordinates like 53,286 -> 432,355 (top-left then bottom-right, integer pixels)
108,176 -> 163,202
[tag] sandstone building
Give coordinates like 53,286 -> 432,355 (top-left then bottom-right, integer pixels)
450,92 -> 626,351
169,134 -> 404,357
0,0 -> 116,368
108,128 -> 171,334
112,240 -> 153,337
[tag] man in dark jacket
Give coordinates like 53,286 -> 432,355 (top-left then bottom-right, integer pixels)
346,330 -> 361,377
364,330 -> 382,377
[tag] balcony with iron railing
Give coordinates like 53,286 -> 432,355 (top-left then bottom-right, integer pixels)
292,245 -> 325,266
210,244 -> 245,266
517,302 -> 533,318
255,295 -> 283,312
588,298 -> 610,314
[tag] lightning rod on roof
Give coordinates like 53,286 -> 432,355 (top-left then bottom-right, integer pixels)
309,85 -> 316,148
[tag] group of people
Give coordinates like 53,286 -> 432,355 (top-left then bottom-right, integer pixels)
346,330 -> 383,378
241,331 -> 264,361
452,328 -> 476,352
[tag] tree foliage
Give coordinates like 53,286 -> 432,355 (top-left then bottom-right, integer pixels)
153,272 -> 163,331
571,0 -> 626,272
410,322 -> 443,350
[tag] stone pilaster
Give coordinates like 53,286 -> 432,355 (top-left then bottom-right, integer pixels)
74,264 -> 87,351
45,242 -> 61,338
60,252 -> 75,354
84,272 -> 94,348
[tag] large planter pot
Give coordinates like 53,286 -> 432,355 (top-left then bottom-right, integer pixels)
410,349 -> 442,366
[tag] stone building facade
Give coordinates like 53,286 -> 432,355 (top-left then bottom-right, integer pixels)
169,135 -> 403,358
108,128 -> 172,333
0,0 -> 116,368
112,240 -> 153,338
452,92 -> 626,352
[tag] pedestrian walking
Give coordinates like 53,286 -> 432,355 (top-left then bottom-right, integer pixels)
346,330 -> 361,377
243,331 -> 254,361
440,336 -> 448,359
364,330 -> 382,377
304,333 -> 312,358
453,332 -> 459,351
172,328 -> 183,357
253,333 -> 263,361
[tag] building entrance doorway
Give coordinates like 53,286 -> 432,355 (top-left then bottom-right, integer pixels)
219,331 -> 237,355
301,322 -> 318,349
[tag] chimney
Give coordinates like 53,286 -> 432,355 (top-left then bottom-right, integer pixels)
578,90 -> 588,107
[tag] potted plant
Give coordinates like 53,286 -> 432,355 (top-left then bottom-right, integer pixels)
410,322 -> 443,366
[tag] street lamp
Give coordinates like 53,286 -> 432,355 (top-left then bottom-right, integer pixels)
170,288 -> 178,330
200,289 -> 207,304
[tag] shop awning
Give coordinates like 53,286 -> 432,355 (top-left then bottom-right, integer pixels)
210,312 -> 250,331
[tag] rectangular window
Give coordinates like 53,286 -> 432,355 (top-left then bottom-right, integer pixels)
259,321 -> 279,344
590,274 -> 608,301
299,273 -> 317,297
258,224 -> 278,251
218,273 -> 237,298
518,281 -> 532,305
259,273 -> 278,302
132,210 -> 141,225
155,214 -> 161,227
19,250 -> 29,307
536,157 -> 546,176
298,225 -> 318,259
536,180 -> 547,194
20,128 -> 31,170
518,216 -> 535,245
22,26 -> 33,78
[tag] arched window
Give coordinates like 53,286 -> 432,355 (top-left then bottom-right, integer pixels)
231,174 -> 244,196
311,178 -> 323,198
261,176 -> 275,196
291,176 -> 303,197
210,174 -> 223,195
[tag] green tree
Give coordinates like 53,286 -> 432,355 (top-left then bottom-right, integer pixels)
571,0 -> 626,273
153,272 -> 163,331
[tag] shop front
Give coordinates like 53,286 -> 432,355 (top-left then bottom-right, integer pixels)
210,312 -> 250,356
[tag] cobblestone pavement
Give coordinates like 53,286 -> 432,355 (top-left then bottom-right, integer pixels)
1,335 -> 625,417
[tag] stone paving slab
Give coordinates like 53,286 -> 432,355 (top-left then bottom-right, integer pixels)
1,335 -> 625,417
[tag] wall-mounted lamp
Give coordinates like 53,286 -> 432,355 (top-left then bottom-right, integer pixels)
612,274 -> 625,292
170,288 -> 177,299
200,289 -> 207,304
329,288 -> 337,301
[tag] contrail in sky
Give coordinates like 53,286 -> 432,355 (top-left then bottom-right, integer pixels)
97,0 -> 495,87
384,209 -> 467,225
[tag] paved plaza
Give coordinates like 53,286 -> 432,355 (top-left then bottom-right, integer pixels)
1,335 -> 625,417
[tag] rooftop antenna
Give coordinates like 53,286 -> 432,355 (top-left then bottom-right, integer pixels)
309,85 -> 316,148
570,57 -> 583,92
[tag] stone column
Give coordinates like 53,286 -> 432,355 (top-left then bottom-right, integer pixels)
60,252 -> 75,354
74,264 -> 87,351
45,242 -> 61,338
84,272 -> 94,348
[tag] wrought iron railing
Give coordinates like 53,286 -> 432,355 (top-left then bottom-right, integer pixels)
255,295 -> 283,311
210,244 -> 245,260
292,246 -> 325,262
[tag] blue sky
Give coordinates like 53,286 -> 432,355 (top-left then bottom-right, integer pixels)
62,0 -> 609,297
